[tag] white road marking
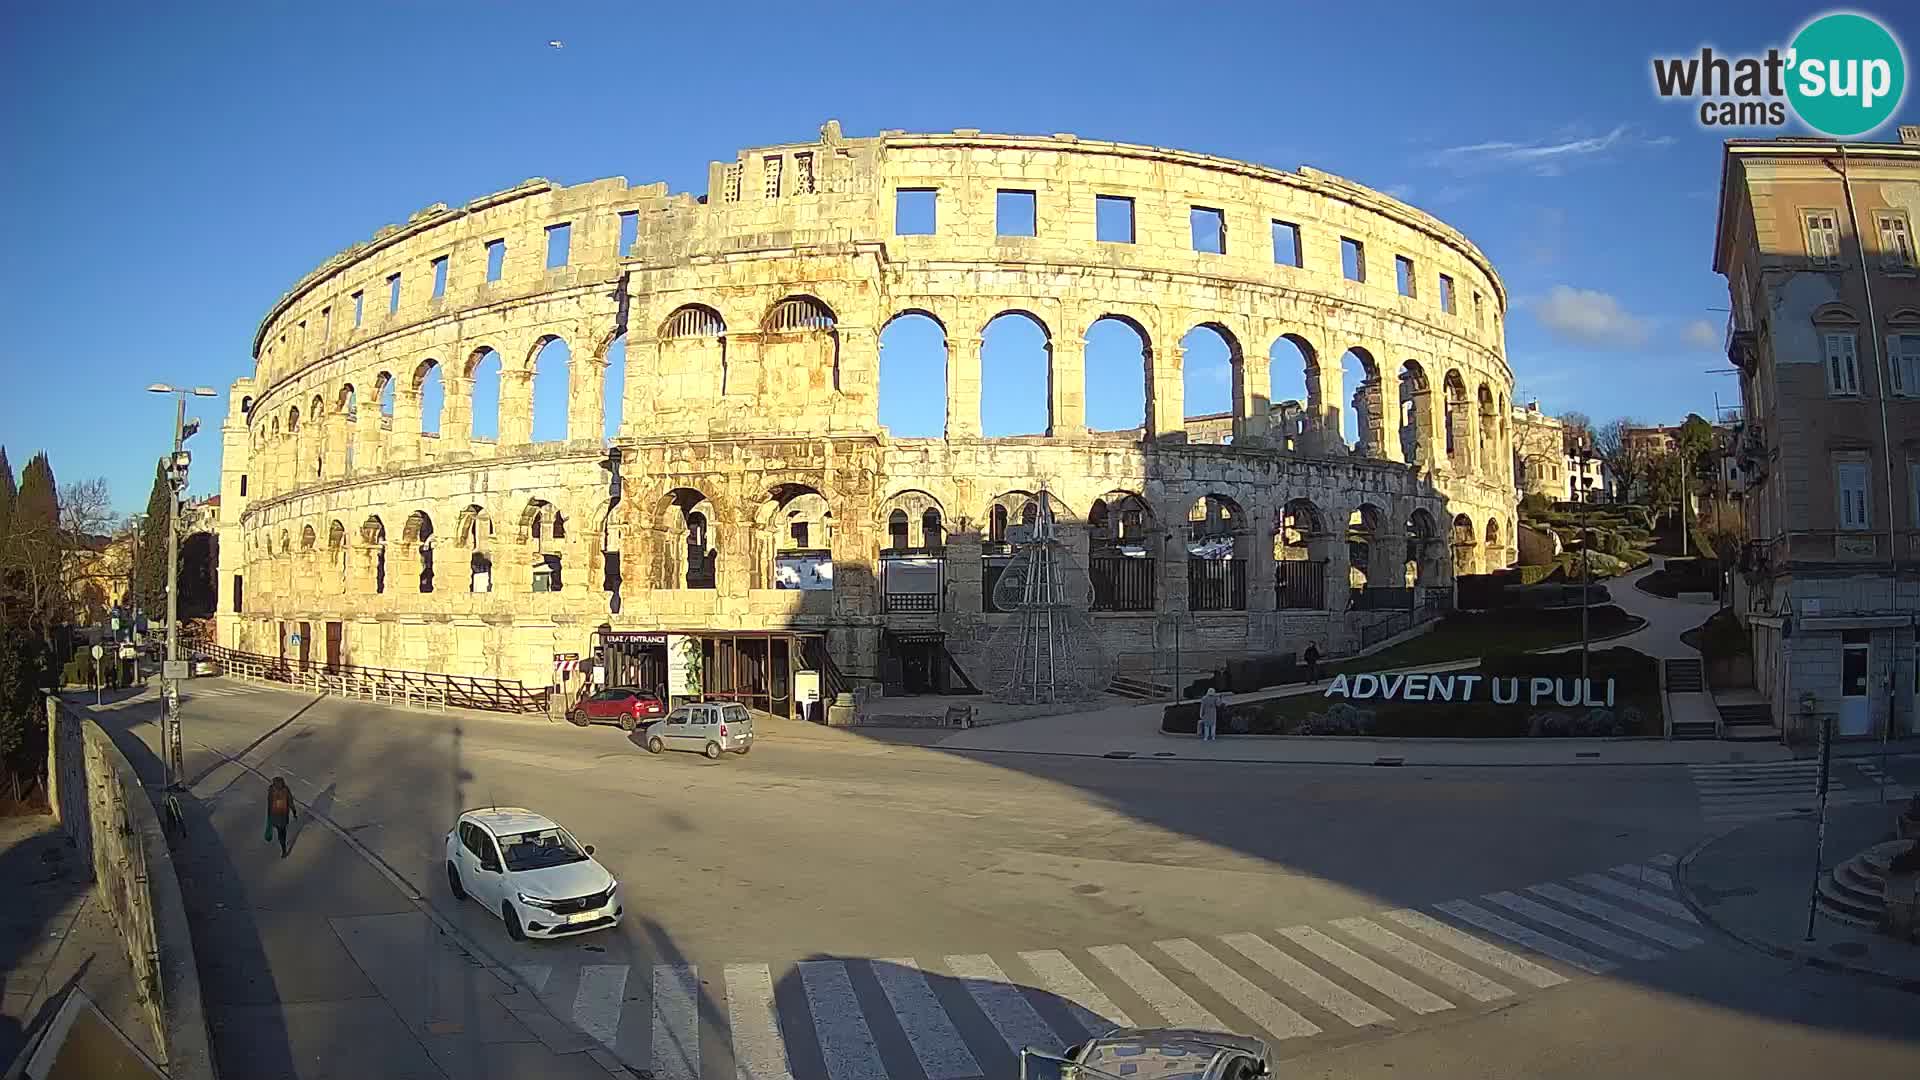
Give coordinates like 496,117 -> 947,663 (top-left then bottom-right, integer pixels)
797,960 -> 886,1080
946,953 -> 1062,1055
725,963 -> 795,1080
572,964 -> 628,1049
652,963 -> 701,1080
1218,932 -> 1392,1027
872,958 -> 982,1080
1089,944 -> 1222,1029
1646,854 -> 1677,867
1276,926 -> 1452,1015
1430,901 -> 1612,976
1018,949 -> 1133,1032
1526,884 -> 1704,949
1573,873 -> 1699,923
1329,918 -> 1513,1003
1155,938 -> 1319,1040
1610,864 -> 1675,891
511,963 -> 552,994
1481,891 -> 1663,962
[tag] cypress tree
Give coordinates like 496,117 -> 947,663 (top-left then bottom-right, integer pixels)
0,446 -> 15,540
134,459 -> 173,616
15,452 -> 57,535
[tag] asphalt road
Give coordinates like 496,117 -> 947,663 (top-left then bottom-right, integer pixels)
81,680 -> 1920,1079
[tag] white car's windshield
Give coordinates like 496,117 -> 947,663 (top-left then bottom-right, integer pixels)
498,827 -> 588,871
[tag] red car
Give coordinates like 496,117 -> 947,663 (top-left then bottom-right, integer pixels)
568,687 -> 665,731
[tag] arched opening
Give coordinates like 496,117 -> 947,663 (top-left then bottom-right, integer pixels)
990,504 -> 1010,543
1443,369 -> 1470,472
1181,324 -> 1239,443
1407,509 -> 1439,586
1088,491 -> 1156,611
1343,348 -> 1383,455
337,384 -> 358,474
761,295 -> 840,395
878,312 -> 946,438
1269,334 -> 1318,452
456,504 -> 493,592
300,524 -> 316,552
597,499 -> 622,607
1186,494 -> 1248,610
981,491 -> 1038,611
403,510 -> 435,592
1275,498 -> 1329,609
376,372 -> 395,431
308,395 -> 327,478
661,304 -> 728,398
360,515 -> 387,594
1085,316 -> 1149,436
1348,504 -> 1383,591
1399,360 -> 1433,467
523,499 -> 566,592
603,333 -> 627,439
1477,383 -> 1497,474
659,489 -> 717,590
1452,513 -> 1478,576
468,347 -> 502,442
531,336 -> 571,442
416,359 -> 444,438
1484,517 -> 1504,570
981,311 -> 1050,436
757,484 -> 833,590
877,490 -> 946,614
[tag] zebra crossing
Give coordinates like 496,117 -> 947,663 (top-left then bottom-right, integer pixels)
1684,758 -> 1920,824
75,680 -> 282,711
499,855 -> 1701,1078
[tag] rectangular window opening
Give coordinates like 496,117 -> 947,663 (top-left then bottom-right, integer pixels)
1877,211 -> 1915,271
1473,292 -> 1485,329
618,212 -> 638,256
1097,195 -> 1135,243
763,156 -> 782,200
996,189 -> 1037,237
1805,209 -> 1842,267
431,255 -> 448,299
895,188 -> 936,235
1191,207 -> 1226,254
1892,332 -> 1920,396
1836,459 -> 1870,530
352,290 -> 364,326
485,239 -> 505,282
239,474 -> 247,497
1824,332 -> 1860,395
1394,255 -> 1416,298
321,306 -> 331,340
386,273 -> 401,314
1271,220 -> 1301,267
1439,273 -> 1457,314
1340,237 -> 1365,282
793,153 -> 815,195
545,222 -> 571,269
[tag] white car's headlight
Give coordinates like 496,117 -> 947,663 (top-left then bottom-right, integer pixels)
516,893 -> 560,910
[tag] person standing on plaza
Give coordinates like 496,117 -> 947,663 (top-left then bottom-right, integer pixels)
1303,642 -> 1322,684
265,776 -> 297,858
1198,686 -> 1220,742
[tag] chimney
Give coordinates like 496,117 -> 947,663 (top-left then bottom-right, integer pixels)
1901,125 -> 1920,146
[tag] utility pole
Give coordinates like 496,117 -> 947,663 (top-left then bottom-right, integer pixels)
147,383 -> 216,793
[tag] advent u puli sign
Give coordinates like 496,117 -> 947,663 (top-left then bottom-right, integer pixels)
1325,672 -> 1617,708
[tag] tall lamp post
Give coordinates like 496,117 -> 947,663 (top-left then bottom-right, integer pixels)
148,383 -> 218,792
1573,445 -> 1597,688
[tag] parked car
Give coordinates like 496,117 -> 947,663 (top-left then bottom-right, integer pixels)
568,687 -> 665,731
1020,1028 -> 1270,1079
642,701 -> 755,759
443,807 -> 621,941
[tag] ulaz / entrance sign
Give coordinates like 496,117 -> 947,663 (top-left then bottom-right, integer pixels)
1325,672 -> 1617,708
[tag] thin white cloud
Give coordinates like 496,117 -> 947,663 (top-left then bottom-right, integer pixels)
1681,319 -> 1720,350
1427,125 -> 1671,176
1384,183 -> 1416,201
1529,286 -> 1652,349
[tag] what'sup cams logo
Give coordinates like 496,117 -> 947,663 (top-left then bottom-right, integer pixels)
1652,11 -> 1906,136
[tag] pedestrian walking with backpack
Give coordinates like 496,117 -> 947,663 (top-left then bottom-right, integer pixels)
265,776 -> 297,858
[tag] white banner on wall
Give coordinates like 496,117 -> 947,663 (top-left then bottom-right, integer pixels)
774,553 -> 834,591
667,634 -> 700,697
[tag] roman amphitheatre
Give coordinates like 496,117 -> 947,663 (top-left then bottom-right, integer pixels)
213,121 -> 1517,714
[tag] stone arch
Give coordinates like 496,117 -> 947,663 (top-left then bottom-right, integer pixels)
878,311 -> 947,438
984,490 -> 1039,545
1268,333 -> 1321,451
327,519 -> 347,550
521,498 -> 567,593
1344,347 -> 1385,455
529,334 -> 571,443
1348,503 -> 1385,588
466,347 -> 502,441
1477,382 -> 1497,475
981,310 -> 1052,437
762,294 -> 841,394
375,371 -> 395,424
413,358 -> 444,437
659,303 -> 731,399
360,514 -> 388,594
403,510 -> 436,592
457,504 -> 495,592
754,483 -> 834,590
1087,490 -> 1157,612
878,489 -> 945,551
1187,493 -> 1249,610
1407,507 -> 1441,586
1085,315 -> 1151,436
1442,368 -> 1471,472
300,524 -> 316,551
308,394 -> 327,479
1484,517 -> 1503,570
1451,512 -> 1479,576
1180,323 -> 1243,443
1398,359 -> 1433,467
657,488 -> 718,590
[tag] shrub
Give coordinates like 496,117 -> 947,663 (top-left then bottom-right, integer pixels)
1519,492 -> 1555,518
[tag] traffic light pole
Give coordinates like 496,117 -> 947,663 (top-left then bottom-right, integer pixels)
163,394 -> 185,791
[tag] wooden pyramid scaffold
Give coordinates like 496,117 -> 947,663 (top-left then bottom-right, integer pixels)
982,488 -> 1115,704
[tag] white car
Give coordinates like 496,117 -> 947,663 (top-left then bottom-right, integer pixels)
444,807 -> 621,940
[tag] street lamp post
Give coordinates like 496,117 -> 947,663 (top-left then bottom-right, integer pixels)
148,383 -> 217,792
1575,446 -> 1595,689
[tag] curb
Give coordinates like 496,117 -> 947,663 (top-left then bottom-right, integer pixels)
189,739 -> 634,1076
1674,824 -> 1920,995
938,742 -> 1761,768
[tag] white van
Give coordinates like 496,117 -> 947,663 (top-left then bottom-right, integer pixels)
643,702 -> 755,759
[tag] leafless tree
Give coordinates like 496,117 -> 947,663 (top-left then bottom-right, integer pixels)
1593,418 -> 1647,503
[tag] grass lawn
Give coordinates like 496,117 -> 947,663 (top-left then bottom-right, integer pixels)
1335,605 -> 1640,674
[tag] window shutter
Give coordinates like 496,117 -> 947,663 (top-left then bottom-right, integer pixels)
1889,335 -> 1905,394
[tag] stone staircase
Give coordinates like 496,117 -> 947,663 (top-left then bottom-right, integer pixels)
1108,673 -> 1173,701
1664,659 -> 1719,740
1664,657 -> 1705,693
1816,841 -> 1906,929
1717,701 -> 1780,742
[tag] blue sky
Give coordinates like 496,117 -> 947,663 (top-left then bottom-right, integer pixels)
3,1 -> 1913,513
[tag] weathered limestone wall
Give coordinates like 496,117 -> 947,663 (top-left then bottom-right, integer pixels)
221,124 -> 1517,689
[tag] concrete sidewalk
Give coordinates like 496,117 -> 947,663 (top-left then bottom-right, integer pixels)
1679,804 -> 1920,987
169,756 -> 611,1079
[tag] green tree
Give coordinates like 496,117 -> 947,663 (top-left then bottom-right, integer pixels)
0,446 -> 15,541
132,458 -> 172,617
0,451 -> 60,803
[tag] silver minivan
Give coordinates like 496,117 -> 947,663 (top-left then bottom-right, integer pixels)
643,702 -> 755,759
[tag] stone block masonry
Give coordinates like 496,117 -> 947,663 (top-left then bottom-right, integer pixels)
216,123 -> 1517,694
